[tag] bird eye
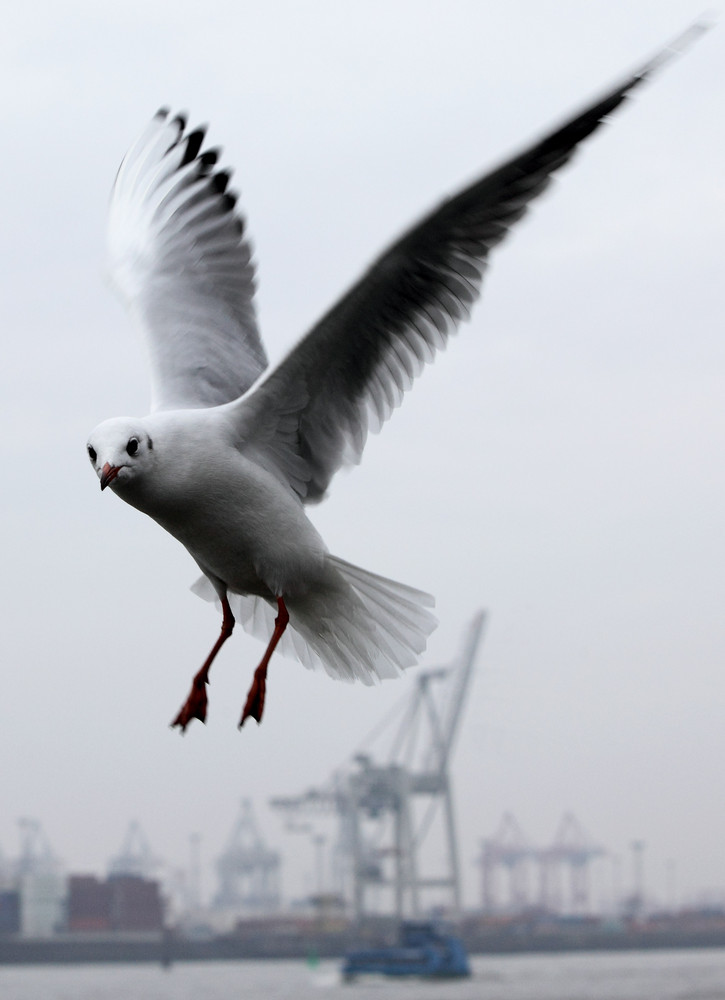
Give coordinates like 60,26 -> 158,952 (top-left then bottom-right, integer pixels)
88,446 -> 97,463
126,437 -> 140,457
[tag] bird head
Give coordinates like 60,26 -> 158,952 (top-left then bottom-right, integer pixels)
87,417 -> 155,493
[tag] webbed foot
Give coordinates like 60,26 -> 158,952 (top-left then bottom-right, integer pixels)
171,676 -> 208,732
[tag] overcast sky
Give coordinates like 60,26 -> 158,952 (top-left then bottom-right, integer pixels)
0,1 -> 723,916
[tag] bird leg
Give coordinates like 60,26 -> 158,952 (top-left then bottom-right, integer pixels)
239,597 -> 289,727
171,596 -> 235,732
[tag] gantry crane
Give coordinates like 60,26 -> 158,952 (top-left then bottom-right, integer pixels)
15,818 -> 60,878
108,820 -> 161,879
213,799 -> 281,913
480,811 -> 605,913
271,611 -> 486,921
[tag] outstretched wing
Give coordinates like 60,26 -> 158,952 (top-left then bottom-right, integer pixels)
235,28 -> 704,502
108,109 -> 268,412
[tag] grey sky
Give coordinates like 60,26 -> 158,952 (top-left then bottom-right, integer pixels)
0,1 -> 723,911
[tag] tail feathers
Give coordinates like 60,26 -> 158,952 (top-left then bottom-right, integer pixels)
326,557 -> 436,672
190,558 -> 437,683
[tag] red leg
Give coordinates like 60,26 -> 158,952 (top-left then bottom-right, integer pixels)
239,597 -> 289,727
171,596 -> 235,732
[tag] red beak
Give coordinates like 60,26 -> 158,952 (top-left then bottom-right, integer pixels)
100,463 -> 121,491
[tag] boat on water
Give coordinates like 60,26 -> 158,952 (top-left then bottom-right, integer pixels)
342,920 -> 471,980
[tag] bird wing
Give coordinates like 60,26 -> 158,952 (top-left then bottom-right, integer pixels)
234,30 -> 702,502
108,109 -> 268,412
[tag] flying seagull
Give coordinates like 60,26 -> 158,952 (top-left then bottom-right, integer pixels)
87,26 -> 705,730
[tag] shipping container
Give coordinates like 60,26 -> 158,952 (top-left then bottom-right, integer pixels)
67,876 -> 112,932
108,875 -> 163,931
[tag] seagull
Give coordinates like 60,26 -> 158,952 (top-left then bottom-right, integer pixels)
87,27 -> 705,731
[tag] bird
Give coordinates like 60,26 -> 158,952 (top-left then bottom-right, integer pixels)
87,26 -> 705,731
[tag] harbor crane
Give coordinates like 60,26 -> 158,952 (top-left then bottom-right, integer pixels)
480,811 -> 605,913
271,611 -> 486,921
15,819 -> 60,878
108,821 -> 161,880
213,799 -> 281,914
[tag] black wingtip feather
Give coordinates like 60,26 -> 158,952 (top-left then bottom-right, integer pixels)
200,148 -> 220,169
181,128 -> 206,167
210,170 -> 231,194
221,191 -> 238,213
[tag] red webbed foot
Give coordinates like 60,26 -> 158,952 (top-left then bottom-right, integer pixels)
171,595 -> 235,732
171,675 -> 208,732
238,596 -> 289,728
239,665 -> 267,727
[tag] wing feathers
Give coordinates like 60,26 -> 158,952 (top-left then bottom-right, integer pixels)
108,110 -> 267,411
234,53 -> 673,501
111,27 -> 706,476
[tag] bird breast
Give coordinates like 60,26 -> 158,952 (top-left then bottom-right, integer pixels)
146,443 -> 328,599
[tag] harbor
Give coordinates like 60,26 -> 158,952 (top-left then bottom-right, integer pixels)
2,617 -> 725,967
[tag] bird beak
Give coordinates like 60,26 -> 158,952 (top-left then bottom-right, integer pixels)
100,463 -> 121,491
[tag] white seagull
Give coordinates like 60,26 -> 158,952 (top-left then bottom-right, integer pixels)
87,28 -> 705,730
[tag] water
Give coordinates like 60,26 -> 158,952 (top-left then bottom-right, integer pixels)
2,950 -> 725,1000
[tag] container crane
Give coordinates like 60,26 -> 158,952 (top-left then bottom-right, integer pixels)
213,799 -> 281,914
480,811 -> 605,913
108,820 -> 161,880
15,819 -> 60,878
272,611 -> 486,921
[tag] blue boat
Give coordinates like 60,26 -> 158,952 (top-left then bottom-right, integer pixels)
342,920 -> 471,980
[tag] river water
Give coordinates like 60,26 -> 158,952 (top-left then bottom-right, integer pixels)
2,949 -> 725,999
